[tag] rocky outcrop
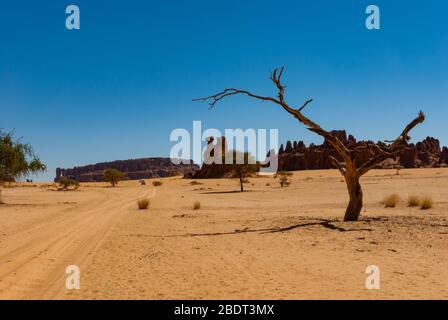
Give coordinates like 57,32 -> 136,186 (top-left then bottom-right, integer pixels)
190,132 -> 447,178
55,158 -> 199,182
441,147 -> 448,165
277,132 -> 448,171
191,136 -> 235,179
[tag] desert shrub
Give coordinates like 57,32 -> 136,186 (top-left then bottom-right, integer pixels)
274,171 -> 293,187
152,180 -> 162,187
384,194 -> 399,208
266,183 -> 270,186
103,168 -> 125,187
137,198 -> 150,210
58,177 -> 79,190
420,196 -> 433,210
189,181 -> 202,186
193,200 -> 201,210
407,195 -> 420,207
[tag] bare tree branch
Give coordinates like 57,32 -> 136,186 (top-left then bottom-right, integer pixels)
298,99 -> 313,112
357,111 -> 425,175
329,156 -> 346,176
193,89 -> 280,109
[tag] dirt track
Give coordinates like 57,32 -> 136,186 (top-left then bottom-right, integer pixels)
0,186 -> 153,299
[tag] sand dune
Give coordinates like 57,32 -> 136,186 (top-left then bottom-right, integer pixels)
0,168 -> 447,299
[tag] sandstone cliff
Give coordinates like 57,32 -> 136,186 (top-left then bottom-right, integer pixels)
55,158 -> 198,182
277,131 -> 448,171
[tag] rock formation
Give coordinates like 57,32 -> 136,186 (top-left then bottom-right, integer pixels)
191,136 -> 234,179
187,132 -> 447,179
277,131 -> 448,171
55,157 -> 199,182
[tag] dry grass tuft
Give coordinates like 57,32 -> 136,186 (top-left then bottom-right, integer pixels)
152,181 -> 162,187
193,201 -> 201,210
137,198 -> 150,210
407,195 -> 420,207
189,181 -> 203,186
420,196 -> 433,210
384,194 -> 399,208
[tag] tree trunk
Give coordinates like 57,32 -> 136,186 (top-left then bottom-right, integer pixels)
239,177 -> 244,192
343,175 -> 363,221
0,188 -> 3,204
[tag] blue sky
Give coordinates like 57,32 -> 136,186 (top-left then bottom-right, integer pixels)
1,0 -> 447,181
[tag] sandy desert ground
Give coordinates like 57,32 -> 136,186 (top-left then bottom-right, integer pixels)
0,168 -> 447,300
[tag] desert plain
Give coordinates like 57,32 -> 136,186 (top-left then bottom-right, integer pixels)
0,168 -> 447,300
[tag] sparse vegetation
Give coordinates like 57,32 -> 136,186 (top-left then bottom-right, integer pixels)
103,168 -> 125,187
137,198 -> 150,210
420,196 -> 433,210
0,130 -> 46,204
152,180 -> 163,187
407,195 -> 420,207
275,171 -> 293,187
384,194 -> 399,208
193,200 -> 201,210
189,181 -> 202,186
58,177 -> 80,191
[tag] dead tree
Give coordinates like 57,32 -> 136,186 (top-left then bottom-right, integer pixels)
194,67 -> 425,221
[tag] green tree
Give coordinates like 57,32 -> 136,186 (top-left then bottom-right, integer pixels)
103,168 -> 125,187
225,150 -> 259,192
0,130 -> 46,203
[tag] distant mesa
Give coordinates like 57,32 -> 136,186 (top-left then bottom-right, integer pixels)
55,157 -> 198,182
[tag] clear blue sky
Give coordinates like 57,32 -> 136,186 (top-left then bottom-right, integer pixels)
1,0 -> 447,181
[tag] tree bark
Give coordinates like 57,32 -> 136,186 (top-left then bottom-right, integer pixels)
239,176 -> 244,192
343,175 -> 363,221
